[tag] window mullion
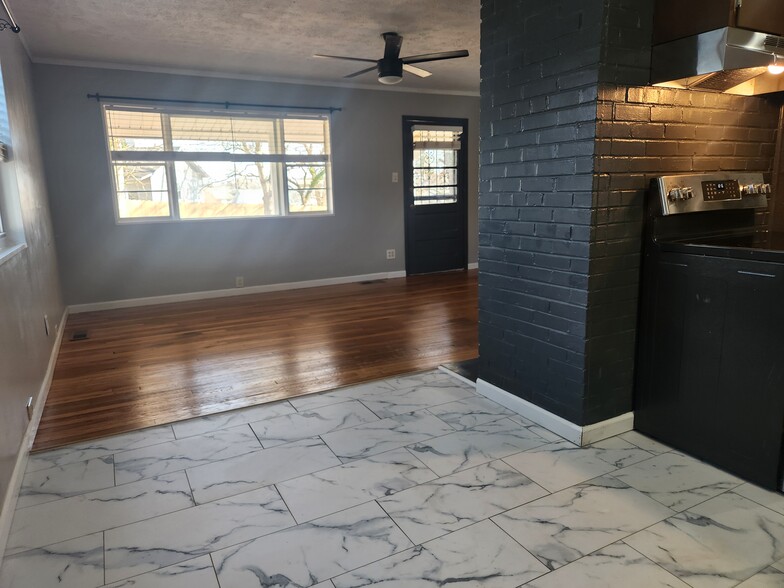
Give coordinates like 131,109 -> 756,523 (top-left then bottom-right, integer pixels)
161,114 -> 180,220
277,119 -> 289,216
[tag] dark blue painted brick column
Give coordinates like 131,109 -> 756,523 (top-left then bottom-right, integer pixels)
478,0 -> 604,425
479,0 -> 781,427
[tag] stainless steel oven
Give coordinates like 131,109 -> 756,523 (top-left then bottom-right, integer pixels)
635,172 -> 784,490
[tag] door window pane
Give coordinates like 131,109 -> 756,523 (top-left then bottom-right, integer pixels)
413,148 -> 456,168
414,168 -> 457,187
412,129 -> 459,206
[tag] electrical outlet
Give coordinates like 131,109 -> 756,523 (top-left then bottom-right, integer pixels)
386,249 -> 396,260
235,276 -> 245,288
43,314 -> 50,337
392,172 -> 399,183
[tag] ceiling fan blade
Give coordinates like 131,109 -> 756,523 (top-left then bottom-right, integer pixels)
382,32 -> 403,60
313,54 -> 377,63
344,65 -> 378,79
403,64 -> 432,78
402,50 -> 470,65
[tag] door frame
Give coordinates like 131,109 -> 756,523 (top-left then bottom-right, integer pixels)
401,115 -> 469,275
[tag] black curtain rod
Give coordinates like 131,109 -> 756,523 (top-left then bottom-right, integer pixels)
86,93 -> 342,113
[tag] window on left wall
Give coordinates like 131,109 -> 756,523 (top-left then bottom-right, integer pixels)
103,105 -> 333,221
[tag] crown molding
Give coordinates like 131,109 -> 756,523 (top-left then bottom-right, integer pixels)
31,57 -> 481,97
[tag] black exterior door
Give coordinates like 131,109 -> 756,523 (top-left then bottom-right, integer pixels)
402,116 -> 468,275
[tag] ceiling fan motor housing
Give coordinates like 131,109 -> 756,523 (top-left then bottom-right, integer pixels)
378,58 -> 403,84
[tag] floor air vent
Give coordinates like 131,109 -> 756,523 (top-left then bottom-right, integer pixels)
359,280 -> 386,285
70,330 -> 89,341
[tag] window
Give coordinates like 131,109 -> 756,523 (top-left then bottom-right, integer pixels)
103,105 -> 333,221
0,57 -> 16,244
411,127 -> 461,206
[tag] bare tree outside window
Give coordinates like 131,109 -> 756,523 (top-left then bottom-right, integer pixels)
104,106 -> 332,221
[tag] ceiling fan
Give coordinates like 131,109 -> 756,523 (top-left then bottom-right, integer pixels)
314,32 -> 469,85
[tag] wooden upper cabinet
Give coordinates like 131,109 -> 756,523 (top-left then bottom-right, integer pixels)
736,0 -> 784,36
654,0 -> 784,44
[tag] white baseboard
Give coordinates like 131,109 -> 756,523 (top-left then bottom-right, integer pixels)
467,262 -> 478,270
69,271 -> 409,314
0,307 -> 68,563
475,378 -> 633,446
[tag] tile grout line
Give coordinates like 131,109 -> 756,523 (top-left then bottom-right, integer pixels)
589,481 -> 772,586
101,502 -> 295,585
721,485 -> 784,520
487,478 -> 685,582
356,398 -> 386,420
271,483 -> 299,525
33,370 -> 457,457
209,552 -> 224,588
19,378 -> 767,584
400,445 -> 440,477
621,539 -> 700,588
29,422 -> 179,465
6,477 -> 199,558
108,552 -> 222,586
281,450 -> 552,527
374,499 -> 418,548
45,461 -> 743,586
27,379 -> 485,484
487,518 -> 552,582
102,530 -> 106,587
183,469 -> 196,504
247,422 -> 265,448
12,399 -> 632,520
323,509 -> 519,586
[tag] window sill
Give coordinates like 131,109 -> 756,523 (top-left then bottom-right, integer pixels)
0,240 -> 27,267
115,212 -> 335,225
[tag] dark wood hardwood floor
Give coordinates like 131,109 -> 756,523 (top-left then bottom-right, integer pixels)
34,271 -> 478,451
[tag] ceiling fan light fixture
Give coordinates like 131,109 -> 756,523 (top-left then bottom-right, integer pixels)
378,58 -> 403,85
378,75 -> 403,85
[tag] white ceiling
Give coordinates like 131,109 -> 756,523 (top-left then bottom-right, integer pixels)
13,0 -> 480,94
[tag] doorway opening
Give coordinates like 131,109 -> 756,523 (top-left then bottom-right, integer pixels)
402,116 -> 469,275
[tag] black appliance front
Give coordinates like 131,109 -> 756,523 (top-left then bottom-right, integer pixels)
635,172 -> 784,490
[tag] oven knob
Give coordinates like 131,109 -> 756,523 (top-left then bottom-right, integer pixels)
683,187 -> 694,199
668,188 -> 682,201
761,183 -> 772,194
742,184 -> 757,196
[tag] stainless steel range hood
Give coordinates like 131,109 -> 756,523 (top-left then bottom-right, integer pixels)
651,27 -> 784,95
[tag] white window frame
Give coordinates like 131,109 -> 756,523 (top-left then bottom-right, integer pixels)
101,103 -> 334,223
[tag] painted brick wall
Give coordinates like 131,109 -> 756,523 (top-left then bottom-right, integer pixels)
479,0 -> 782,426
584,0 -> 781,423
478,0 -> 604,424
587,85 -> 781,422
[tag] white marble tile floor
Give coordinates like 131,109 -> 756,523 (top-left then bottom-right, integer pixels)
2,369 -> 783,588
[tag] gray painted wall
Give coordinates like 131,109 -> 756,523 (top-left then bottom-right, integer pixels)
33,65 -> 480,305
0,39 -> 63,503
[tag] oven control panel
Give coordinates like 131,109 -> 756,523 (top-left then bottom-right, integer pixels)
655,173 -> 770,216
702,180 -> 741,201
